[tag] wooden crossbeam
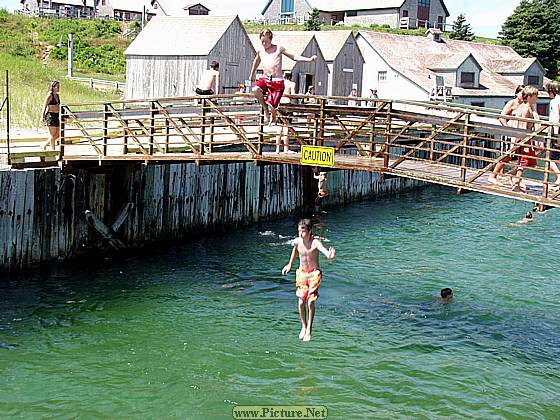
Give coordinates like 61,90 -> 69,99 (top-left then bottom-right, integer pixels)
63,108 -> 104,156
466,124 -> 549,184
153,101 -> 202,154
389,112 -> 465,169
205,100 -> 259,155
105,105 -> 150,154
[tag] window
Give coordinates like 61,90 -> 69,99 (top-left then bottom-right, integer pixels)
281,0 -> 294,14
437,16 -> 443,29
402,10 -> 409,17
418,0 -> 431,7
527,75 -> 540,86
461,72 -> 475,84
346,11 -> 357,17
471,102 -> 485,108
378,71 -> 387,82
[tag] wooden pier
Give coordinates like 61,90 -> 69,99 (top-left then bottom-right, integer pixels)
4,94 -> 560,208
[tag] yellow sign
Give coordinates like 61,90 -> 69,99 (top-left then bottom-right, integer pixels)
300,145 -> 334,167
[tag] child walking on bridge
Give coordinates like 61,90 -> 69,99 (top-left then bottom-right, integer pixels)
282,219 -> 336,341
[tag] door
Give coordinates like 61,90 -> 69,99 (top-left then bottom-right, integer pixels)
417,0 -> 430,27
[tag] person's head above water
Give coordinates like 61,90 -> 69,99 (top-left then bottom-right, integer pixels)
440,288 -> 453,300
298,219 -> 312,238
525,211 -> 533,219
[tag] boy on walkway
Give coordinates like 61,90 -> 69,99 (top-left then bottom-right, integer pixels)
196,60 -> 220,95
282,219 -> 336,342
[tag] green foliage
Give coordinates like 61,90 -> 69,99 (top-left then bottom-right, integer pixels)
500,0 -> 560,77
449,13 -> 474,41
0,53 -> 120,128
304,8 -> 321,31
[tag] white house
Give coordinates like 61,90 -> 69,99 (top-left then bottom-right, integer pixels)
20,0 -> 96,17
97,0 -> 156,21
150,1 -> 210,16
261,0 -> 449,29
356,30 -> 550,113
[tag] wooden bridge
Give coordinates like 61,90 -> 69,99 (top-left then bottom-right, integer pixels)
4,94 -> 560,208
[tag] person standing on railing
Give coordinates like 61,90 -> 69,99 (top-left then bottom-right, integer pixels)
546,81 -> 560,189
195,61 -> 220,96
347,88 -> 359,107
249,29 -> 316,126
488,85 -> 525,185
41,80 -> 61,150
511,86 -> 540,192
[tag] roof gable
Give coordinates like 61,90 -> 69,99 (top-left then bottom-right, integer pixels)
125,15 -> 238,56
357,31 -> 538,96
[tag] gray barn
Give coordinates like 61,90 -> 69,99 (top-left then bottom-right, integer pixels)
249,32 -> 329,95
300,30 -> 364,99
124,15 -> 256,99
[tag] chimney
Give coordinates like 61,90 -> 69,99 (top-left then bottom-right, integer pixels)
426,28 -> 443,42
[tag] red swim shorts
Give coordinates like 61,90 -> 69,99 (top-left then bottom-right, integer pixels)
517,145 -> 536,167
255,77 -> 285,109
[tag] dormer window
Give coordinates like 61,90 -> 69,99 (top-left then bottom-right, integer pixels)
460,72 -> 475,84
527,75 -> 541,87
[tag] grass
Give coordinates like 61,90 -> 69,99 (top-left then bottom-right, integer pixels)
0,53 -> 120,129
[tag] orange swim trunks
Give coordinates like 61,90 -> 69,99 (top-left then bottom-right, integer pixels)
296,268 -> 322,302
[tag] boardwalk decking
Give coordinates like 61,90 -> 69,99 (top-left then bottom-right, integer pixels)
3,94 -> 560,208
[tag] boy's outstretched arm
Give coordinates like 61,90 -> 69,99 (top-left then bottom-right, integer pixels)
282,243 -> 298,275
315,239 -> 336,260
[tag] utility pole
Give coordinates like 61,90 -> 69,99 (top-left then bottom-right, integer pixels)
67,33 -> 74,79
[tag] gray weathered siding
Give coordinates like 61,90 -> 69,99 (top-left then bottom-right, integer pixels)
0,163 -> 424,272
293,38 -> 329,95
126,55 -> 206,99
331,35 -> 364,97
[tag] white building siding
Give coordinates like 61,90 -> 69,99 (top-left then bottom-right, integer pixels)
344,9 -> 400,27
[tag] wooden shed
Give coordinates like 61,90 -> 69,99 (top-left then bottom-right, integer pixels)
312,30 -> 364,99
248,32 -> 329,95
124,15 -> 256,99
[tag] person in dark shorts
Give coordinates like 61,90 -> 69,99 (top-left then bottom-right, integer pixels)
41,80 -> 61,150
195,61 -> 220,96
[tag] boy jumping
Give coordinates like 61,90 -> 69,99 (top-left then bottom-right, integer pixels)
282,219 -> 336,341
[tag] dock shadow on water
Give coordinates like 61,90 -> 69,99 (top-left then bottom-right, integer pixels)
1,187 -> 559,418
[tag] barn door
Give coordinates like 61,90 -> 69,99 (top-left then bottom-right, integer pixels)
417,0 -> 430,27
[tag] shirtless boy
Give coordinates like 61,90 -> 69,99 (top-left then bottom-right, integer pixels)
488,85 -> 525,185
313,168 -> 329,210
511,86 -> 540,192
196,60 -> 220,95
249,29 -> 316,125
282,219 -> 336,342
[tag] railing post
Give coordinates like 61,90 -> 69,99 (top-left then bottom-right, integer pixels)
257,105 -> 264,156
149,101 -> 156,155
102,103 -> 108,157
59,105 -> 65,162
200,99 -> 207,155
209,116 -> 215,154
429,124 -> 436,161
541,129 -> 553,203
164,117 -> 169,154
383,101 -> 392,171
369,109 -> 375,158
460,114 -> 470,183
312,101 -> 319,147
318,98 -> 326,147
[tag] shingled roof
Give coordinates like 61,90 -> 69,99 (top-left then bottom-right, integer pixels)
124,15 -> 237,56
358,31 -> 543,97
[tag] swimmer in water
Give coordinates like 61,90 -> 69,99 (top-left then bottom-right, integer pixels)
518,211 -> 533,223
440,288 -> 453,304
282,219 -> 336,342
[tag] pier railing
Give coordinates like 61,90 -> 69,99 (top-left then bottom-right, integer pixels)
49,94 -> 560,208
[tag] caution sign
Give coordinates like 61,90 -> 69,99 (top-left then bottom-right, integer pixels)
300,145 -> 335,167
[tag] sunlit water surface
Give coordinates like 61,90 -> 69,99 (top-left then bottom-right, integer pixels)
1,187 -> 559,418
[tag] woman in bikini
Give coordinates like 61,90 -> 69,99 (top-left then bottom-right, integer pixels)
41,81 -> 61,150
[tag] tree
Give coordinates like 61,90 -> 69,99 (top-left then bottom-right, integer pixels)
449,13 -> 474,41
500,0 -> 560,77
304,8 -> 321,31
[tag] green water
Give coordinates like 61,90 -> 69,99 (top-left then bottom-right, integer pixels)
1,187 -> 559,419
